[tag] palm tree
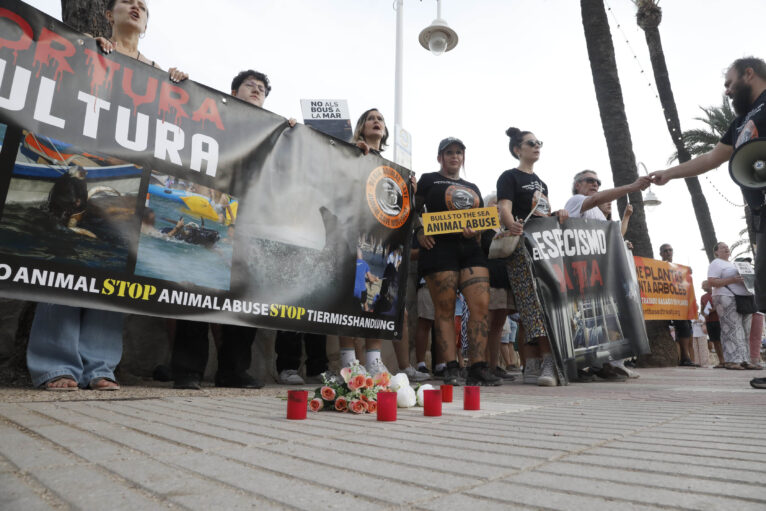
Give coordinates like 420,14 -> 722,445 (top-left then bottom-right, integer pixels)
634,0 -> 718,262
580,0 -> 653,259
61,0 -> 110,37
581,0 -> 676,367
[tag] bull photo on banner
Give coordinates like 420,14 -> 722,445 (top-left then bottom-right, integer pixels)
524,217 -> 650,381
0,0 -> 412,339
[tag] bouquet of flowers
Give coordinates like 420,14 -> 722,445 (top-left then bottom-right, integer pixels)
309,360 -> 392,414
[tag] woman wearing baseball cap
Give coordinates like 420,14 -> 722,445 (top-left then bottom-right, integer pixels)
414,138 -> 501,386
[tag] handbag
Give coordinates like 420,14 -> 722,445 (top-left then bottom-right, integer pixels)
725,285 -> 757,314
488,234 -> 520,259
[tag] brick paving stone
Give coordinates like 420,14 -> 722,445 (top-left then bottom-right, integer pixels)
412,491 -> 533,511
0,425 -> 84,471
0,404 -> 63,428
583,445 -> 766,474
501,470 -> 765,510
218,445 -> 440,504
603,439 -> 766,462
465,480 -> 669,510
539,461 -> 766,502
561,453 -> 766,485
0,471 -> 58,511
163,452 -> 383,510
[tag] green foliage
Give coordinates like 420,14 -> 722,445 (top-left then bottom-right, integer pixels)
668,96 -> 735,163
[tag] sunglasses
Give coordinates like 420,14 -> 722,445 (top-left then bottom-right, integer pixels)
579,177 -> 602,186
524,140 -> 543,148
661,248 -> 673,253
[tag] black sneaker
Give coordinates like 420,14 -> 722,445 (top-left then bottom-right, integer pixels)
679,358 -> 699,367
215,372 -> 264,389
466,362 -> 503,386
433,366 -> 446,379
173,373 -> 202,390
494,366 -> 516,381
750,378 -> 766,389
443,361 -> 461,386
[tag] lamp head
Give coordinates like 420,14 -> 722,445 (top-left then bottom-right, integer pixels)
418,18 -> 458,56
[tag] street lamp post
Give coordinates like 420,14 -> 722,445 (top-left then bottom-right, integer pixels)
393,0 -> 458,165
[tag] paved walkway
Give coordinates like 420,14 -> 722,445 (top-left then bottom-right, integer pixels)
1,367 -> 765,510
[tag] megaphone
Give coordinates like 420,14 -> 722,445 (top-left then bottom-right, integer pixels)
730,137 -> 766,190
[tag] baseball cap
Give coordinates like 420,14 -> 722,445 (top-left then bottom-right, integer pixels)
438,137 -> 466,154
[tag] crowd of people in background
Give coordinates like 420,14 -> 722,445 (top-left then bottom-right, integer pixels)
25,0 -> 766,391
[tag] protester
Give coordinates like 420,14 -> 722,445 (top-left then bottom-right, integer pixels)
494,127 -> 568,386
480,192 -> 516,380
275,331 -> 328,385
564,169 -> 649,378
691,313 -> 710,367
27,0 -> 186,391
170,69 -> 287,390
338,109 -> 427,381
411,233 -> 434,376
700,280 -> 725,368
651,57 -> 766,312
750,313 -> 764,369
707,242 -> 760,370
660,243 -> 698,367
414,137 -> 501,386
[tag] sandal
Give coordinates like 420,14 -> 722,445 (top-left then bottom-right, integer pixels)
713,364 -> 726,369
724,362 -> 745,370
43,376 -> 79,391
742,362 -> 763,370
88,377 -> 120,391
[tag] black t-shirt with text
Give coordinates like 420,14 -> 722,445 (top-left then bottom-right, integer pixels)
721,90 -> 766,210
416,171 -> 483,242
496,168 -> 551,220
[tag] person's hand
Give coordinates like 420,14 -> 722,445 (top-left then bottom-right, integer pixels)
355,140 -> 371,155
650,170 -> 670,186
168,67 -> 188,83
288,118 -> 297,128
634,175 -> 652,191
625,240 -> 633,250
732,275 -> 744,285
504,218 -> 524,236
409,174 -> 417,194
624,204 -> 633,218
462,225 -> 476,239
175,218 -> 185,228
555,209 -> 569,224
94,36 -> 113,54
417,229 -> 435,249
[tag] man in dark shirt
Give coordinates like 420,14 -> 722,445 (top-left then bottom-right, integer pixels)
660,244 -> 697,367
651,56 -> 766,310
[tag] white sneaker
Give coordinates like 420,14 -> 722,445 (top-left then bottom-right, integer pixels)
608,359 -> 639,379
403,365 -> 430,382
278,369 -> 305,385
523,358 -> 541,385
537,356 -> 557,387
366,359 -> 390,377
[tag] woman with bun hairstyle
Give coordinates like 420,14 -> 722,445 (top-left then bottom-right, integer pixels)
494,127 -> 568,386
414,137 -> 502,386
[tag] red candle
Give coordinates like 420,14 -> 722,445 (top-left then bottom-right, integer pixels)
463,386 -> 480,410
376,391 -> 397,421
286,390 -> 308,420
423,389 -> 442,416
440,384 -> 453,403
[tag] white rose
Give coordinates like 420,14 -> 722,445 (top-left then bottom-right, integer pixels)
416,384 -> 435,407
396,385 -> 416,408
389,373 -> 410,392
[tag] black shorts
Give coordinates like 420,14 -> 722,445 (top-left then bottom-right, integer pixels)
670,319 -> 692,339
418,237 -> 487,277
706,321 -> 721,342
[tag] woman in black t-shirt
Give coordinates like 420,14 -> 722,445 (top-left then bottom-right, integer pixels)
495,127 -> 568,387
414,138 -> 501,386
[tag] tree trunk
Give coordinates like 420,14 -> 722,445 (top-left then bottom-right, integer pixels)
61,0 -> 111,37
581,0 -> 653,258
582,0 -> 677,366
641,26 -> 718,261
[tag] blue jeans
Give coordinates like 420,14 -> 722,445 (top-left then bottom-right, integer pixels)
27,304 -> 125,388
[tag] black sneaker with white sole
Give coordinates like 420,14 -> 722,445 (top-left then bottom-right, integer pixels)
466,362 -> 503,386
443,361 -> 461,386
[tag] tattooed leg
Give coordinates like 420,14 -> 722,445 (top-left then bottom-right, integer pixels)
425,271 -> 459,363
460,267 -> 490,363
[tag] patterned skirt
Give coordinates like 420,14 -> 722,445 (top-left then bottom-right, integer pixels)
505,242 -> 547,344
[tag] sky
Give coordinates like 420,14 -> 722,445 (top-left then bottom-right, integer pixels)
20,0 -> 766,294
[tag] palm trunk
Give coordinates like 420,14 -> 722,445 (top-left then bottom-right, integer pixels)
581,0 -> 653,258
61,0 -> 111,37
641,26 -> 718,261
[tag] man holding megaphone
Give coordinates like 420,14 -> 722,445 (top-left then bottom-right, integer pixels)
651,56 -> 766,311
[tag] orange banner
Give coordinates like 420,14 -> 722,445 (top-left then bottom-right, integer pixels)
633,257 -> 697,320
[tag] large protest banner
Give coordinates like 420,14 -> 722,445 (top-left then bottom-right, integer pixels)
633,257 -> 697,320
0,0 -> 412,339
524,217 -> 650,381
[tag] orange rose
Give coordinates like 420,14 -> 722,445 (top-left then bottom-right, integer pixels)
334,396 -> 348,412
360,394 -> 369,403
351,374 -> 367,390
320,386 -> 336,401
373,372 -> 391,387
350,399 -> 366,414
365,377 -> 374,388
309,398 -> 323,412
367,400 -> 377,414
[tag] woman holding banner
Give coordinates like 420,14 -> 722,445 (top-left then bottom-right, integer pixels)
27,0 -> 187,391
707,242 -> 760,370
494,127 -> 568,386
414,137 -> 501,387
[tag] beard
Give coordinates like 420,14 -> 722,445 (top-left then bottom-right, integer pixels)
732,82 -> 754,116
